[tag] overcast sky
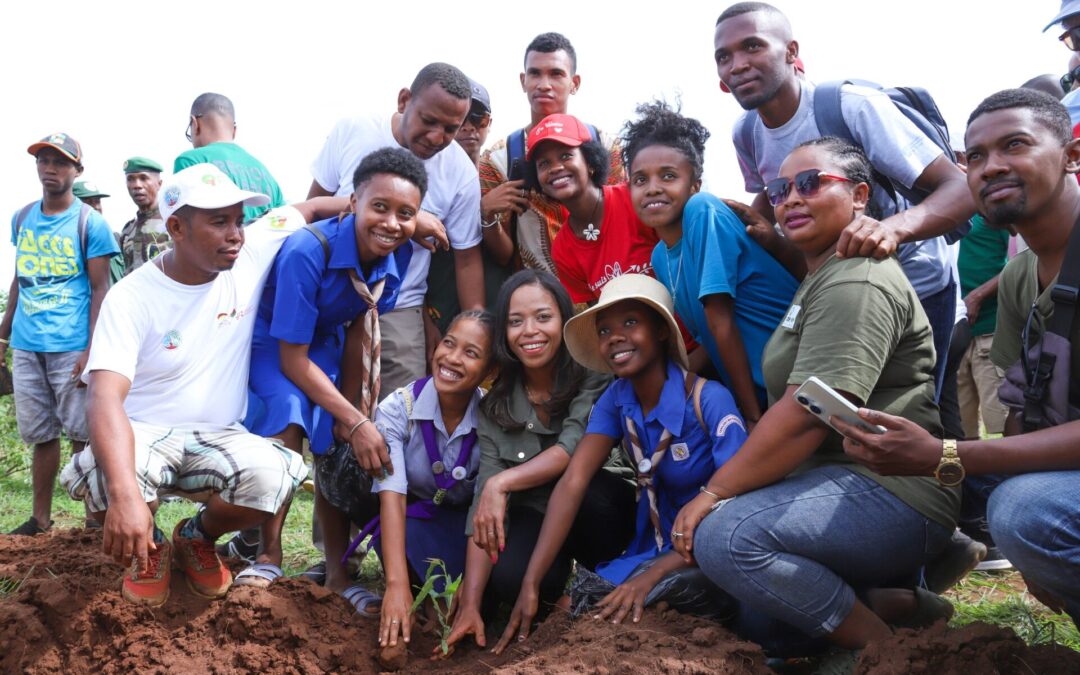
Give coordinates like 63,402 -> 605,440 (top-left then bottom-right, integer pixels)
0,0 -> 1068,282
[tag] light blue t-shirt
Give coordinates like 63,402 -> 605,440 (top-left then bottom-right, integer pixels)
10,200 -> 119,352
651,192 -> 798,401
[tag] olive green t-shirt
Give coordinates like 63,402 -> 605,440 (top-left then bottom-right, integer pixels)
990,250 -> 1080,382
762,255 -> 959,529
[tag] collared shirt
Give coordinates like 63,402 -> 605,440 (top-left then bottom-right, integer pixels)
373,377 -> 482,506
465,369 -> 612,535
119,206 -> 170,272
256,213 -> 407,346
585,360 -> 747,583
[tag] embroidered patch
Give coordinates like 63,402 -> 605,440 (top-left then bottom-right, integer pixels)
671,443 -> 690,462
162,330 -> 182,351
781,304 -> 801,330
716,414 -> 746,437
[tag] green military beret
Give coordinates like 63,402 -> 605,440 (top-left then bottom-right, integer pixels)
123,156 -> 164,174
73,181 -> 109,199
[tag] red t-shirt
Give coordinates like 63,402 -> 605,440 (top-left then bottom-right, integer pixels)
551,183 -> 658,304
551,183 -> 699,351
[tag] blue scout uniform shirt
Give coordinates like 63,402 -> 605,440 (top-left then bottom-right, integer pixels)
585,360 -> 748,584
10,200 -> 120,352
255,213 -> 408,345
652,192 -> 798,403
373,378 -> 481,507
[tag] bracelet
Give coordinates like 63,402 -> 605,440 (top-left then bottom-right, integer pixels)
699,486 -> 722,501
347,418 -> 370,437
480,213 -> 502,229
0,338 -> 8,345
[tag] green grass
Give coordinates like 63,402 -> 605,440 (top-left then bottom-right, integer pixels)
947,571 -> 1080,651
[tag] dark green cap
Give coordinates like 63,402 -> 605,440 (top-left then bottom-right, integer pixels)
73,181 -> 109,199
122,156 -> 163,174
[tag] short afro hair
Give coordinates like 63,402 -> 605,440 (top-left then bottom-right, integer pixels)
967,88 -> 1072,145
524,32 -> 577,72
716,1 -> 784,25
410,63 -> 471,101
190,92 -> 235,121
621,100 -> 711,181
352,147 -> 428,199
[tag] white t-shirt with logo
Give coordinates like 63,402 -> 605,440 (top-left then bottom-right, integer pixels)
309,113 -> 481,309
85,207 -> 304,428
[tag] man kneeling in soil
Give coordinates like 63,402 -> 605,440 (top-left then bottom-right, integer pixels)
60,164 -> 313,606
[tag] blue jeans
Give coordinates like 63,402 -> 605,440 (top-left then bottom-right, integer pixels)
694,465 -> 951,638
919,279 -> 957,403
987,472 -> 1080,624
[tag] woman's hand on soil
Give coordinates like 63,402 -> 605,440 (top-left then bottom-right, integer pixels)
671,492 -> 716,563
102,495 -> 156,569
472,482 -> 508,562
836,408 -> 939,476
595,573 -> 657,625
337,417 -> 392,478
442,604 -> 486,655
380,584 -> 413,647
493,584 -> 539,654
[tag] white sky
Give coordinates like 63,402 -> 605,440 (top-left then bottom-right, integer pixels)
0,0 -> 1068,283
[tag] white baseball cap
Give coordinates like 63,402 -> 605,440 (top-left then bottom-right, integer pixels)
158,163 -> 269,222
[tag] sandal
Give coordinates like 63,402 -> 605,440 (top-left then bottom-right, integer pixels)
233,562 -> 284,589
341,584 -> 381,617
297,561 -> 327,586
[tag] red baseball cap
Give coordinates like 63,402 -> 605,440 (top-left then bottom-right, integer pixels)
526,114 -> 593,160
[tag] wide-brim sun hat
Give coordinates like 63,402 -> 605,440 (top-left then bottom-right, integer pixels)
564,273 -> 688,374
1045,0 -> 1080,31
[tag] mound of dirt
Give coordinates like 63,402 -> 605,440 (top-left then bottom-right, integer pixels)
1,528 -> 1077,674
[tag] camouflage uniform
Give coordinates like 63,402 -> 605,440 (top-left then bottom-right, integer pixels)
119,208 -> 171,272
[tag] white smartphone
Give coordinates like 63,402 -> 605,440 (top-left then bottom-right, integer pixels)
792,376 -> 885,436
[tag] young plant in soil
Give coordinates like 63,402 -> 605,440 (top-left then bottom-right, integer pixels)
410,558 -> 462,655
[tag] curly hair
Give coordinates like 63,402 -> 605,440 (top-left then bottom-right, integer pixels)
482,270 -> 587,432
621,100 -> 711,181
529,139 -> 609,191
967,88 -> 1072,145
351,146 -> 428,198
410,62 -> 471,101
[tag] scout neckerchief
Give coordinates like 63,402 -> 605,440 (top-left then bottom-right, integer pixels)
621,368 -> 700,552
341,377 -> 478,563
349,270 -> 386,418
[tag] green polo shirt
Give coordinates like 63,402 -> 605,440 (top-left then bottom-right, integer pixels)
467,370 -> 621,536
761,254 -> 959,530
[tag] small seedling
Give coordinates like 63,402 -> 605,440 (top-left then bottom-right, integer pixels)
410,558 -> 462,655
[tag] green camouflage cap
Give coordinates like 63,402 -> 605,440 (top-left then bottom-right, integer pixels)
72,180 -> 110,199
122,156 -> 164,174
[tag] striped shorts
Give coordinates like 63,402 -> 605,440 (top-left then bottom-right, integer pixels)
60,421 -> 307,514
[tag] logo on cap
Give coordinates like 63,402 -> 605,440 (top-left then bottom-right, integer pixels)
122,160 -> 130,170
202,174 -> 217,186
164,186 -> 181,208
49,133 -> 67,145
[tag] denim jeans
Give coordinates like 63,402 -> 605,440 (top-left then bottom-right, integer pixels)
693,465 -> 951,638
987,471 -> 1080,624
919,278 -> 958,403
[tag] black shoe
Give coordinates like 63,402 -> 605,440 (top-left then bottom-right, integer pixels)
215,531 -> 260,563
974,545 -> 1013,572
924,530 -> 986,593
7,517 -> 52,536
298,561 -> 327,586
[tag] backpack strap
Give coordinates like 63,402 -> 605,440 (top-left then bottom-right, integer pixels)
681,369 -> 709,435
302,223 -> 332,266
507,128 -> 527,178
586,124 -> 600,144
14,202 -> 37,239
734,114 -> 758,182
813,81 -> 852,142
1046,214 -> 1080,339
78,203 -> 91,270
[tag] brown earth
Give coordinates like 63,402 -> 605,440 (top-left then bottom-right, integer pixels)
0,528 -> 1077,674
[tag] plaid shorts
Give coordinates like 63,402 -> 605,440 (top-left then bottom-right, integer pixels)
60,421 -> 308,514
12,349 -> 88,444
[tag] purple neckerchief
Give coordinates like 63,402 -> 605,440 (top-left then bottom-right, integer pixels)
341,377 -> 478,564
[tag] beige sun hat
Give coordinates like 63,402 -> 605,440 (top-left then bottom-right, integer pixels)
564,273 -> 689,374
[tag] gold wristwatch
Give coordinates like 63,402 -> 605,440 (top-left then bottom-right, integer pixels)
934,439 -> 965,487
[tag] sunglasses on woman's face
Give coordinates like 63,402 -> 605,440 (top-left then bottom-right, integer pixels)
765,169 -> 854,206
1060,25 -> 1080,51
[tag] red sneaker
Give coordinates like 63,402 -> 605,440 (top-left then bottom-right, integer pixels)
172,519 -> 232,599
121,538 -> 172,607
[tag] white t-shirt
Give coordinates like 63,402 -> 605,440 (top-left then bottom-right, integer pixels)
310,113 -> 481,309
86,206 -> 305,428
733,80 -> 953,298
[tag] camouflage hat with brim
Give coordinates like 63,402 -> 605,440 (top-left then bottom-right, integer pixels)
73,181 -> 109,199
123,156 -> 164,174
27,132 -> 82,165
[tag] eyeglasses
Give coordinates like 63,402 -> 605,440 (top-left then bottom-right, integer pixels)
764,169 -> 854,206
1062,65 -> 1080,92
184,114 -> 204,142
1060,25 -> 1080,51
465,112 -> 491,129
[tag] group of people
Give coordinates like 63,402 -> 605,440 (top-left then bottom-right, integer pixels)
4,0 -> 1080,665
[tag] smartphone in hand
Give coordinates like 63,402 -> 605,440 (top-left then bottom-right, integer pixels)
793,376 -> 886,436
